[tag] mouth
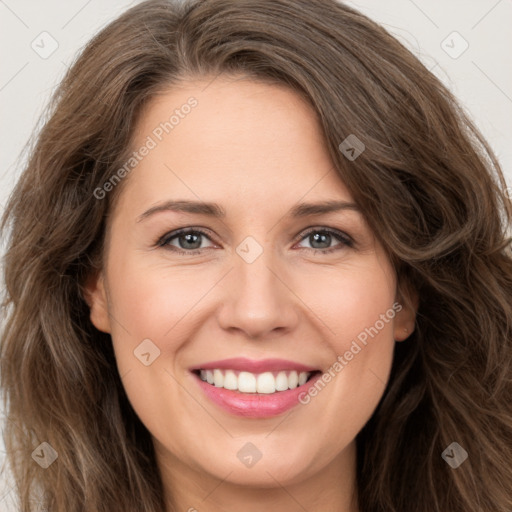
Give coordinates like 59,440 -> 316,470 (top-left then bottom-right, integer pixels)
189,358 -> 323,418
191,368 -> 321,394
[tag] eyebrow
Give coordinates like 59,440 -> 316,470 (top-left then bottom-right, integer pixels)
136,199 -> 360,222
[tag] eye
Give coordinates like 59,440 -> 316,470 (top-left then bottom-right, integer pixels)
156,226 -> 354,255
295,227 -> 353,253
157,228 -> 216,254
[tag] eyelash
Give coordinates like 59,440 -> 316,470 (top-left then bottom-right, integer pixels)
156,226 -> 354,255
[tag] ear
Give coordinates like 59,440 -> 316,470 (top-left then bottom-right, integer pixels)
393,283 -> 419,342
83,270 -> 111,334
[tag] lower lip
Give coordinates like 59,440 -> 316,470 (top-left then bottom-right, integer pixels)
192,372 -> 322,418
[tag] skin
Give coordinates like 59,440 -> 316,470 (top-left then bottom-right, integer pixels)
85,75 -> 417,512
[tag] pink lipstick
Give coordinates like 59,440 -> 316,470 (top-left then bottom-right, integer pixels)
190,358 -> 322,418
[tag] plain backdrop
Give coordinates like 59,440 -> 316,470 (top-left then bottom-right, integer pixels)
1,0 -> 511,510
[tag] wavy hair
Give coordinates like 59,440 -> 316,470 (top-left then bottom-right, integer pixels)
1,0 -> 511,511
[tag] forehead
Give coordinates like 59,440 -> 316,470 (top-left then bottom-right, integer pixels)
117,77 -> 354,215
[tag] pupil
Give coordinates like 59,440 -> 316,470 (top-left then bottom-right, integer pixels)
180,233 -> 201,249
311,232 -> 330,249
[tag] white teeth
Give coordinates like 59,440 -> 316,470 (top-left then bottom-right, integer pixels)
275,371 -> 289,391
223,370 -> 238,390
213,369 -> 224,387
197,369 -> 313,394
256,372 -> 275,394
288,370 -> 298,389
238,371 -> 256,393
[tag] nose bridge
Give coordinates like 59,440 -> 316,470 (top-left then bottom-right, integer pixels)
217,235 -> 298,338
237,242 -> 278,299
234,236 -> 283,313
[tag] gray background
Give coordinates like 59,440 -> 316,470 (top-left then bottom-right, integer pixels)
1,0 -> 511,510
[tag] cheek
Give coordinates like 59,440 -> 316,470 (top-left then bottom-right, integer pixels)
106,257 -> 210,347
303,255 -> 397,349
298,258 -> 397,434
104,260 -> 202,445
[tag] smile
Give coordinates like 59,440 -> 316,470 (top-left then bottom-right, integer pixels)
195,369 -> 317,394
190,358 -> 323,418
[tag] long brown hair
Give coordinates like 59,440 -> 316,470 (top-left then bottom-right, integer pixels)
2,1 -> 511,511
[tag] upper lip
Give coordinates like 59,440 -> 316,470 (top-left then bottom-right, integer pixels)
190,357 -> 319,373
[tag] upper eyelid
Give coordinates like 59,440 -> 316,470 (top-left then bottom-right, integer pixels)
297,226 -> 352,240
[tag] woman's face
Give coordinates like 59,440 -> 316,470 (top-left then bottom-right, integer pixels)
86,76 -> 415,496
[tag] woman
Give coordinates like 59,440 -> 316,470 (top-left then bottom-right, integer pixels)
1,0 -> 511,511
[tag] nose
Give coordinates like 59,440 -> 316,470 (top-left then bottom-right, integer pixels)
216,247 -> 300,340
